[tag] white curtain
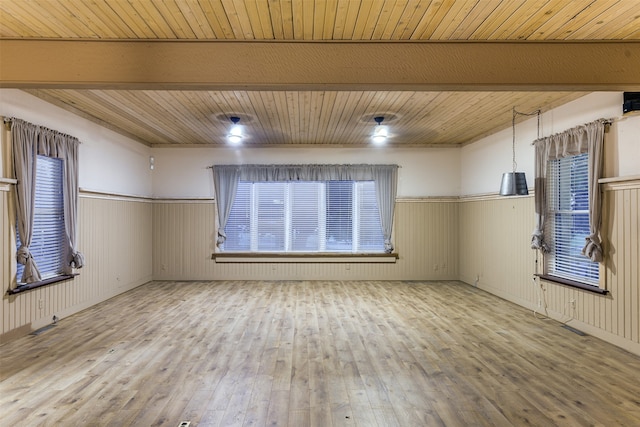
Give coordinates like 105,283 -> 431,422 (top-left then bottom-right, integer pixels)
11,118 -> 84,283
531,119 -> 607,262
211,164 -> 399,252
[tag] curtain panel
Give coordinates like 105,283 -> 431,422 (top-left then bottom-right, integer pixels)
211,164 -> 399,253
10,118 -> 84,284
531,119 -> 607,262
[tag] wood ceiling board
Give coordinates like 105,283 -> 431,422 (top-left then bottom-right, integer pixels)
478,0 -> 538,40
448,1 -> 503,40
19,89 -> 586,147
429,0 -> 479,40
2,0 -> 640,41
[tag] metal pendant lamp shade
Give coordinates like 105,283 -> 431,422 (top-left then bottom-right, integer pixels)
499,107 -> 540,196
499,172 -> 528,196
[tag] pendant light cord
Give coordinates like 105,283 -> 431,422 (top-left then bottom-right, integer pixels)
512,107 -> 541,173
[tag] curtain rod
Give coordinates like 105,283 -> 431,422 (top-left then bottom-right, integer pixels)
3,117 -> 81,143
206,164 -> 401,169
530,117 -> 615,145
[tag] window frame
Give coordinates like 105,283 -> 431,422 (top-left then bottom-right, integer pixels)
11,155 -> 74,294
542,152 -> 606,293
220,179 -> 387,255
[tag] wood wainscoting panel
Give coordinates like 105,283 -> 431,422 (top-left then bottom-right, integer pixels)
152,199 -> 459,281
0,194 -> 153,342
459,183 -> 640,355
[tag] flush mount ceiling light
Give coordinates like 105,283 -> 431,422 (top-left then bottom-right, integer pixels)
499,107 -> 540,196
227,116 -> 243,144
372,116 -> 388,144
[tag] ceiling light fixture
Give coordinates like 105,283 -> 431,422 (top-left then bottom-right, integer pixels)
227,116 -> 243,144
372,116 -> 388,144
499,107 -> 540,196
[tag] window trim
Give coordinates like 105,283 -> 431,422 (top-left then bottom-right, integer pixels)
211,252 -> 398,263
537,274 -> 608,295
221,180 -> 387,254
15,154 -> 68,284
543,152 -> 603,289
212,164 -> 399,254
7,274 -> 76,295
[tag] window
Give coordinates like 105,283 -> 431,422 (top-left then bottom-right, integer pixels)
544,152 -> 599,286
223,180 -> 384,253
16,155 -> 67,283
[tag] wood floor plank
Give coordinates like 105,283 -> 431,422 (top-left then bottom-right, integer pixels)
1,280 -> 639,426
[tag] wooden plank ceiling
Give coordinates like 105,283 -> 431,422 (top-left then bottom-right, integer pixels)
2,0 -> 639,147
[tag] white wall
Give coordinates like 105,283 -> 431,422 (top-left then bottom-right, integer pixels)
460,92 -> 638,196
151,146 -> 461,199
615,115 -> 640,177
0,89 -> 153,197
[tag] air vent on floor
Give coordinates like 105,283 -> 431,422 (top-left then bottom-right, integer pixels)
562,324 -> 587,336
30,324 -> 56,335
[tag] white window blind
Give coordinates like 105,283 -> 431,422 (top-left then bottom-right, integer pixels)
290,182 -> 322,251
326,181 -> 354,251
255,183 -> 286,251
545,152 -> 599,285
357,181 -> 384,251
16,155 -> 66,282
223,180 -> 384,253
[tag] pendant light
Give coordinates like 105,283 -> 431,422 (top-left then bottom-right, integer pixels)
499,107 -> 540,196
227,116 -> 243,144
372,116 -> 388,144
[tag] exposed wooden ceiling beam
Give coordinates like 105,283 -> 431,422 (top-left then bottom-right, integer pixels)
1,40 -> 639,91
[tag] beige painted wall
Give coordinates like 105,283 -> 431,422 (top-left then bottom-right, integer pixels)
0,193 -> 153,343
152,199 -> 459,281
459,181 -> 640,355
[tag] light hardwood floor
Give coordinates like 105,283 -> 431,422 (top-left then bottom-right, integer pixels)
1,280 -> 639,426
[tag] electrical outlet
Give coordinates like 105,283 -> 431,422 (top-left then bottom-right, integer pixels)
38,299 -> 43,309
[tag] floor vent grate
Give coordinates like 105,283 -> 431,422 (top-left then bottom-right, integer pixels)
30,324 -> 56,336
562,324 -> 587,336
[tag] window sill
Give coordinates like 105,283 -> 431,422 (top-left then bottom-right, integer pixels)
212,252 -> 399,263
7,274 -> 76,295
537,274 -> 608,295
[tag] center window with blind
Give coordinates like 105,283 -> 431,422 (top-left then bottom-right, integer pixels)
545,152 -> 599,286
222,180 -> 385,253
